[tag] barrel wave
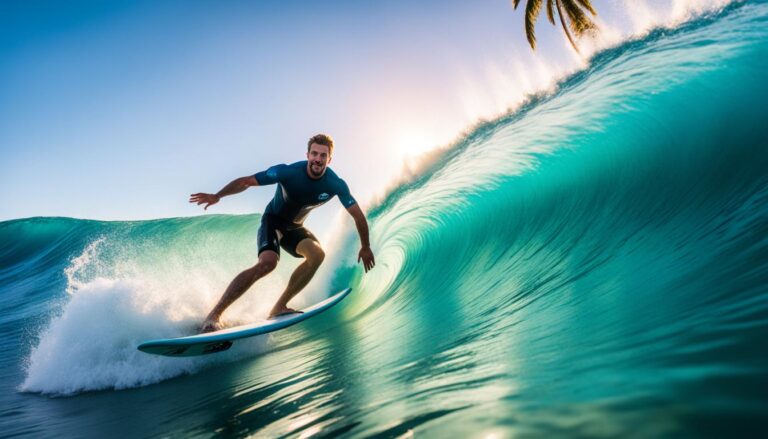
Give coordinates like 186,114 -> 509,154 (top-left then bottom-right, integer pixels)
2,2 -> 768,437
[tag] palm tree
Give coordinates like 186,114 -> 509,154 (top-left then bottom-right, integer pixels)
513,0 -> 598,53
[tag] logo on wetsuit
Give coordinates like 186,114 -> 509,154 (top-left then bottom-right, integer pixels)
318,193 -> 330,201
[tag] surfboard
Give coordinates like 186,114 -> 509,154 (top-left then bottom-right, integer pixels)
137,288 -> 352,357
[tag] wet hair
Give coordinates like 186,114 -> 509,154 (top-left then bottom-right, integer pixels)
307,133 -> 334,155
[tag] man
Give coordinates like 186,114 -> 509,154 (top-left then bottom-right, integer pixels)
189,134 -> 375,333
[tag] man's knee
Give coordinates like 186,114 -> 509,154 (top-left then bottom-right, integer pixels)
306,247 -> 325,268
255,252 -> 278,274
296,239 -> 324,268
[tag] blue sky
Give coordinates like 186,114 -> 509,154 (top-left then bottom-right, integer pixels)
0,0 -> 689,232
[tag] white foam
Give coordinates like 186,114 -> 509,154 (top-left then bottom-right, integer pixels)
20,232 -> 302,396
22,277 -> 203,395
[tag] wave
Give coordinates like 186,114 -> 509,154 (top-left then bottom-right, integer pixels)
343,0 -> 768,311
3,215 -> 330,394
6,1 -> 768,405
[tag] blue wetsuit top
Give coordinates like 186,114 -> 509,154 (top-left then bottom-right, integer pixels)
254,161 -> 357,226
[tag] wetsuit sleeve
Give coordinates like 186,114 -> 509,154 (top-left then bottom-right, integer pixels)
336,179 -> 358,208
254,164 -> 288,185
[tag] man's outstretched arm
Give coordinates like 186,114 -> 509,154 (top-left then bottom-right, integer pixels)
346,203 -> 375,272
189,176 -> 260,210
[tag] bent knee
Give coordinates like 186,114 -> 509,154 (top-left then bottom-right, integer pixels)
255,255 -> 278,274
306,248 -> 325,267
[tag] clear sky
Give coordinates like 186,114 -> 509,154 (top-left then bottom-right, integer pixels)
0,0 -> 714,233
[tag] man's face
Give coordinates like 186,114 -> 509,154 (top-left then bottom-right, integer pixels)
306,143 -> 331,178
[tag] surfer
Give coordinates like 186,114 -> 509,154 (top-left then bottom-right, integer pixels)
190,134 -> 375,333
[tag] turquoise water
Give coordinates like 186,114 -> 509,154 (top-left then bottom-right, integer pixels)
2,2 -> 768,437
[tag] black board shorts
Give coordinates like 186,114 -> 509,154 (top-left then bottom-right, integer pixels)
257,214 -> 318,258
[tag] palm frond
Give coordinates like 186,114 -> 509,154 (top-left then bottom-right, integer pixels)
573,0 -> 597,16
524,0 -> 544,49
512,0 -> 599,53
555,0 -> 580,53
562,0 -> 597,35
546,0 -> 556,25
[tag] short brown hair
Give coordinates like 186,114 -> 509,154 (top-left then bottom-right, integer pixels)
307,133 -> 334,155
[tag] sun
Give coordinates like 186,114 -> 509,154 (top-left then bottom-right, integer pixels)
391,127 -> 443,167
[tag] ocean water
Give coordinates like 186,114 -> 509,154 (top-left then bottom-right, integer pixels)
2,2 -> 768,437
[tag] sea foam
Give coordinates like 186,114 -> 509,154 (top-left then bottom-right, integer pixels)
19,217 -> 330,395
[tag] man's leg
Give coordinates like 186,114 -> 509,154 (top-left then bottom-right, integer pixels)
268,239 -> 325,318
201,250 -> 279,332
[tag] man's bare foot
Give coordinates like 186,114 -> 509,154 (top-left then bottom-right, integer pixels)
268,306 -> 304,319
199,319 -> 223,334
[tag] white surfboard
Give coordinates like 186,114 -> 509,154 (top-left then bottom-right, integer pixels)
138,288 -> 352,357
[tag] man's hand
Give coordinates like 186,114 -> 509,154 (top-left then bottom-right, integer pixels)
189,193 -> 220,210
358,246 -> 375,272
190,176 -> 258,210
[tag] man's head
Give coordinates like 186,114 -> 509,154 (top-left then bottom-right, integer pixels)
306,133 -> 334,178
